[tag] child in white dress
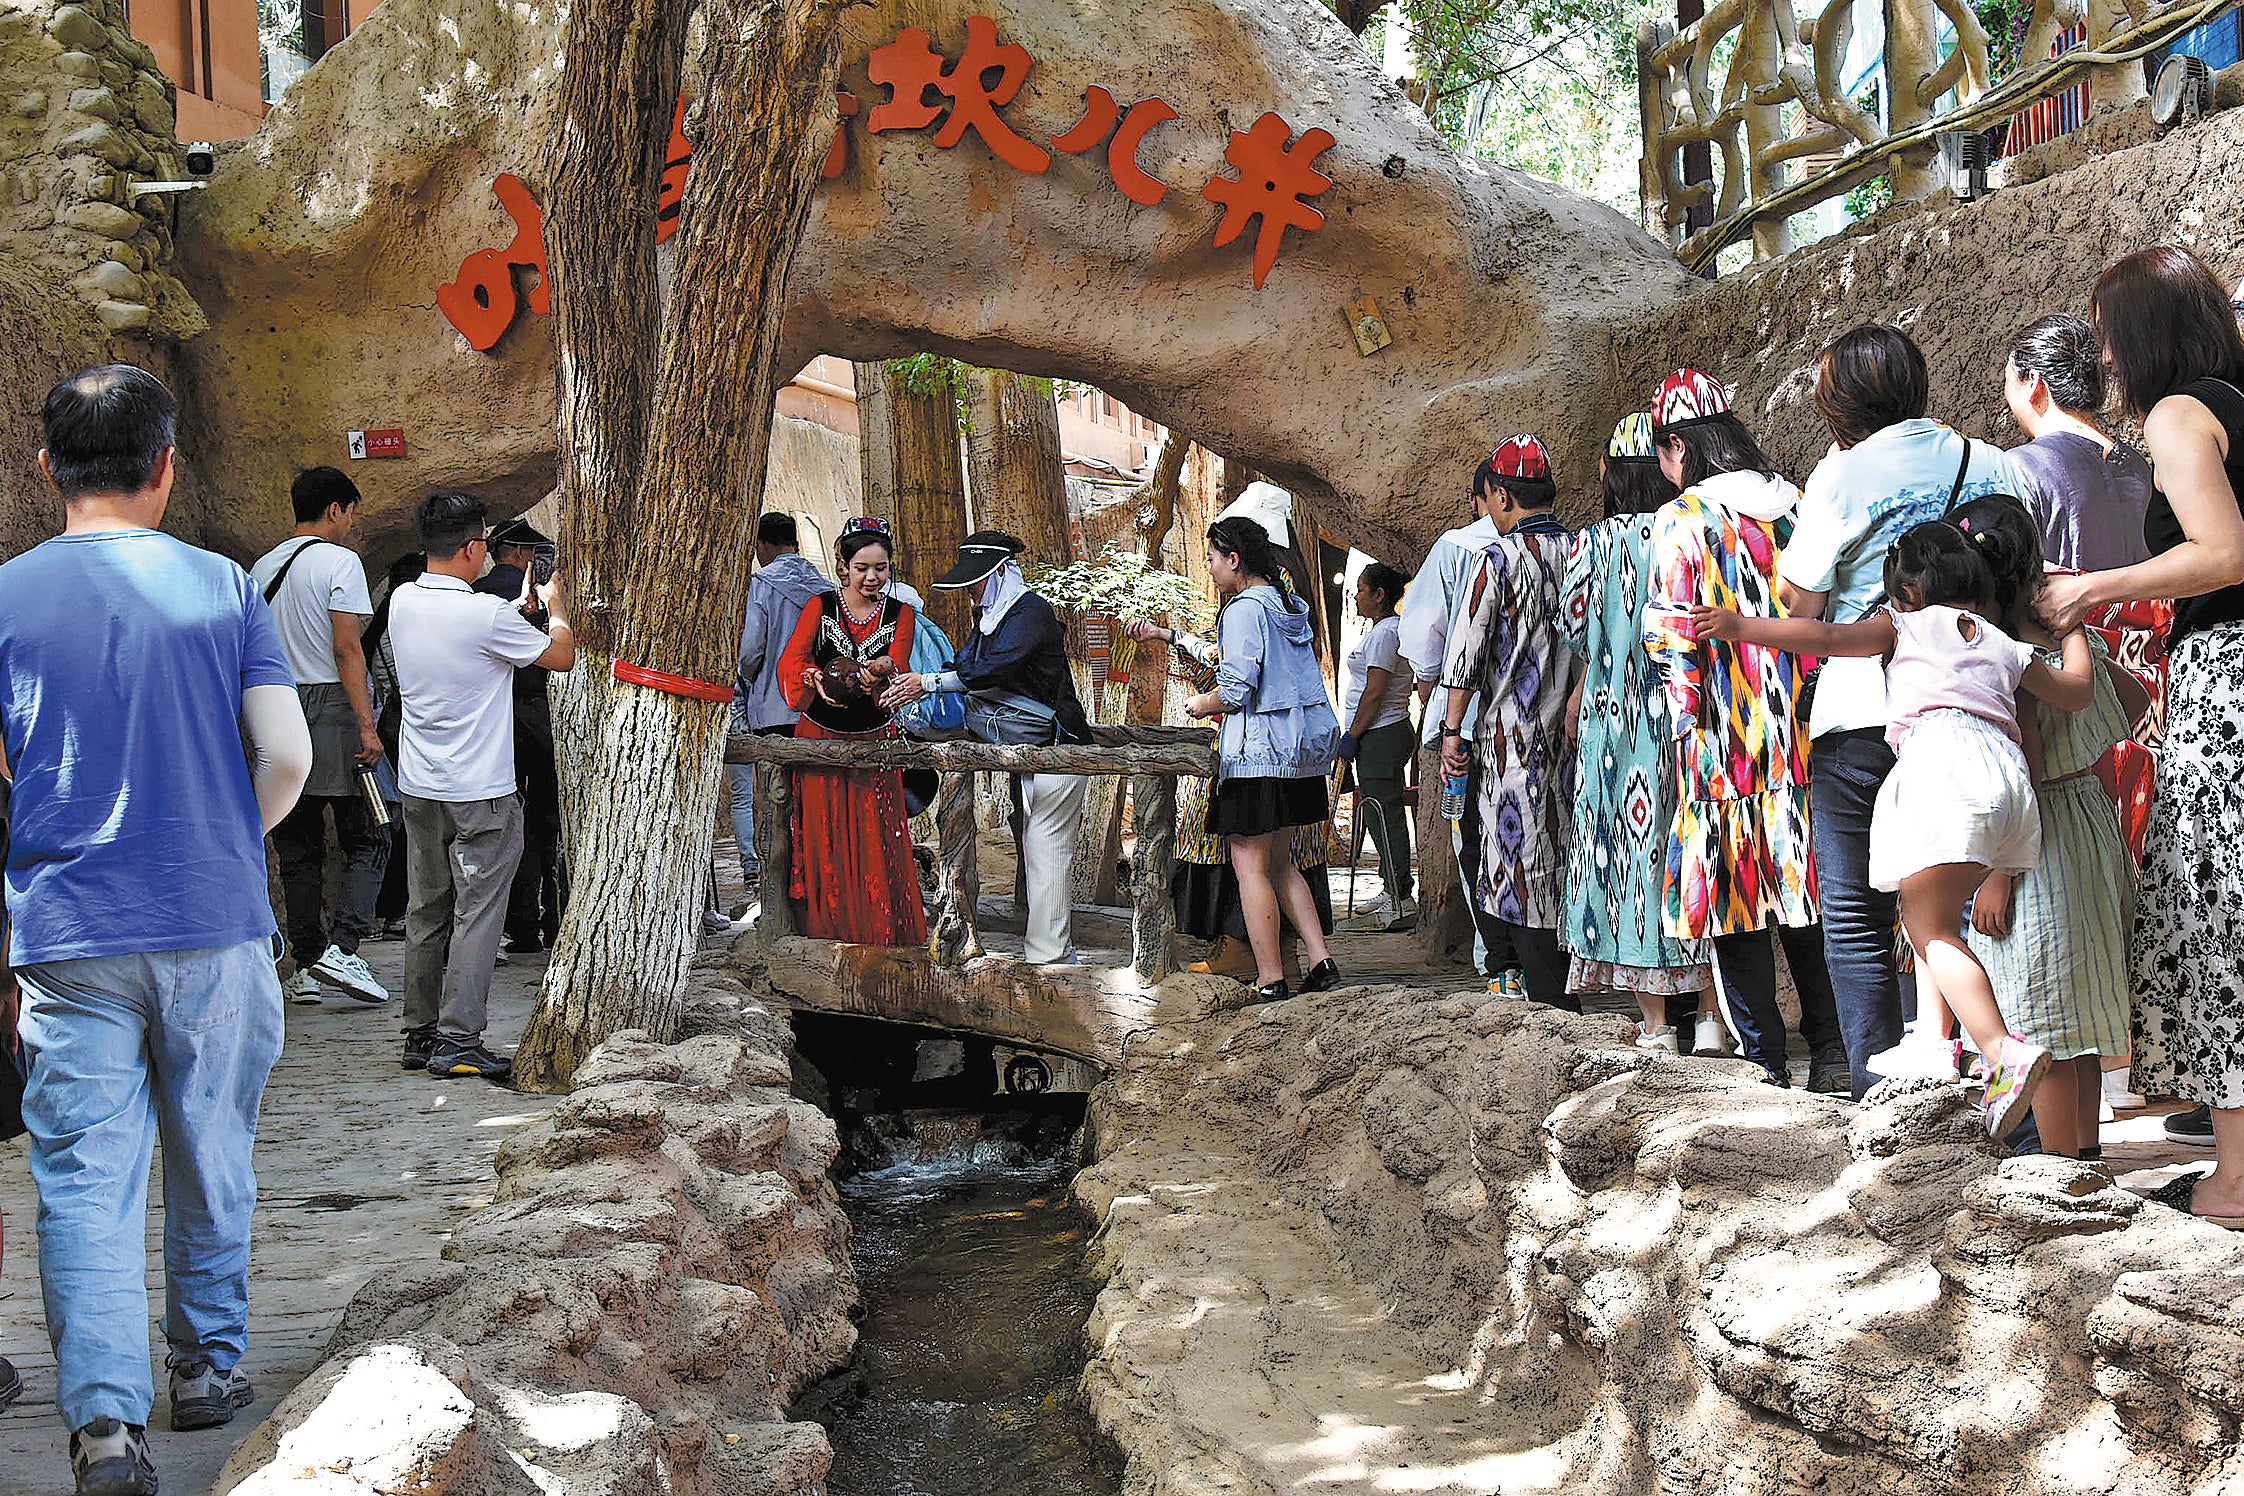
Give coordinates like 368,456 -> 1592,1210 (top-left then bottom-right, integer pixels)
1693,521 -> 2094,1137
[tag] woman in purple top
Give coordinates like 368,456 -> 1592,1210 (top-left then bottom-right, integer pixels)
2003,314 -> 2153,572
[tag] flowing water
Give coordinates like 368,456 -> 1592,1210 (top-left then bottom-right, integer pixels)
811,1156 -> 1120,1496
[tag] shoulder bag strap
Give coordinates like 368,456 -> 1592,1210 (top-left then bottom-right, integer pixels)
1940,438 -> 1973,517
261,537 -> 327,604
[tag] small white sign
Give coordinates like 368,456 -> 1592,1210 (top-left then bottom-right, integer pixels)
347,430 -> 367,460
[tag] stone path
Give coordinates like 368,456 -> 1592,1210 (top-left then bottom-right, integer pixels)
0,938 -> 562,1496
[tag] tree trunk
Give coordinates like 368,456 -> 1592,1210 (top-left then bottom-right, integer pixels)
511,0 -> 851,1093
965,369 -> 1072,565
1220,456 -> 1260,508
854,359 -> 971,641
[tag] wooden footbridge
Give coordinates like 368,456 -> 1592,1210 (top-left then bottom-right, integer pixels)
730,725 -> 1219,1072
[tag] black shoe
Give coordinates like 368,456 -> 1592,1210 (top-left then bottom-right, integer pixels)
1297,958 -> 1343,995
1247,979 -> 1289,1005
401,1024 -> 437,1072
1760,1064 -> 1792,1088
428,1039 -> 513,1081
70,1418 -> 157,1495
2165,1104 -> 2214,1144
503,934 -> 545,955
0,1354 -> 20,1411
167,1356 -> 254,1431
1804,1060 -> 1853,1095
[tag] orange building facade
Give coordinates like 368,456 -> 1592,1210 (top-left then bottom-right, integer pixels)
129,0 -> 374,141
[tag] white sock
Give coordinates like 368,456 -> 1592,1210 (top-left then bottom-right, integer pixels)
2102,1065 -> 2133,1100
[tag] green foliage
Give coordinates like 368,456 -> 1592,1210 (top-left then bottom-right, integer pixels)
882,356 -> 1084,435
1976,0 -> 2031,78
1028,544 -> 1210,629
1364,0 -> 1661,210
1843,174 -> 1893,221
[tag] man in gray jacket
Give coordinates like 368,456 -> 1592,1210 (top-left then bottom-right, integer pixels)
729,512 -> 831,891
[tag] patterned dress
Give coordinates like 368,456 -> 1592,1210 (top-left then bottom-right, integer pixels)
1963,631 -> 2132,1059
1560,516 -> 1711,993
1441,519 -> 1579,928
1641,483 -> 1817,940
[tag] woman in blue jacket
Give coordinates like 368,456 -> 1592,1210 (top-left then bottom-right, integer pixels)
1182,517 -> 1345,1001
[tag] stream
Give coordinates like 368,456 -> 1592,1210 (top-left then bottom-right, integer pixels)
811,1155 -> 1120,1496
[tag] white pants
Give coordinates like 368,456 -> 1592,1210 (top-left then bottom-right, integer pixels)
1018,772 -> 1089,963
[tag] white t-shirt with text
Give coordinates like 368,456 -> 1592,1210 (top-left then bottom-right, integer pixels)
249,537 -> 372,686
389,573 -> 553,801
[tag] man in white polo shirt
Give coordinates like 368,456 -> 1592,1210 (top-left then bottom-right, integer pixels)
389,492 -> 575,1080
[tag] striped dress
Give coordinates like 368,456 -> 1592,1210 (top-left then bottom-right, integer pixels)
1640,480 -> 1818,940
1965,631 -> 2133,1058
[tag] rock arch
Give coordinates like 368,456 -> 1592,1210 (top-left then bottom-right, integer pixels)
166,0 -> 1695,562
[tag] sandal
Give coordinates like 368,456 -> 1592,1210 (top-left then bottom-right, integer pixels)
2144,1170 -> 2244,1230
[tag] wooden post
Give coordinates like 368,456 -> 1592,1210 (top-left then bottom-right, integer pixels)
2085,0 -> 2149,114
1885,0 -> 1945,200
754,762 -> 795,940
1738,0 -> 1793,260
1132,773 -> 1177,983
933,768 -> 982,966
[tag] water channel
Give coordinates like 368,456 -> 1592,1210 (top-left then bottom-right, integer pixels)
791,1016 -> 1122,1496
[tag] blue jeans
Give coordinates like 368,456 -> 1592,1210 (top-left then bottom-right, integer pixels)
727,761 -> 759,882
1810,729 -> 1905,1099
16,940 -> 284,1429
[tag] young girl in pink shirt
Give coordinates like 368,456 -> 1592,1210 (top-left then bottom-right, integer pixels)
1694,521 -> 2094,1137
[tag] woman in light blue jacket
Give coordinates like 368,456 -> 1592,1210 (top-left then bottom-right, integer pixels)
1181,517 -> 1345,1001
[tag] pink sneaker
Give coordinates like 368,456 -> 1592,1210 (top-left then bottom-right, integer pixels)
1981,1035 -> 2052,1140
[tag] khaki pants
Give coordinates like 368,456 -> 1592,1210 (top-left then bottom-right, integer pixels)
402,794 -> 523,1042
1016,772 -> 1088,963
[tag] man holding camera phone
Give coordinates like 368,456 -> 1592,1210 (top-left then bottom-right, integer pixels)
391,494 -> 574,1081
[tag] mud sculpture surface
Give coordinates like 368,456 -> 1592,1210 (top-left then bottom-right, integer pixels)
1075,981 -> 2244,1496
215,970 -> 857,1496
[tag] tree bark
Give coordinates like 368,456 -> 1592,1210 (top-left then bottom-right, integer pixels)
512,0 -> 851,1093
965,369 -> 1072,565
854,358 -> 972,641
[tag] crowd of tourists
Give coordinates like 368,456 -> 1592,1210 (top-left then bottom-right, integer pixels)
0,366 -> 573,1493
0,240 -> 2239,1496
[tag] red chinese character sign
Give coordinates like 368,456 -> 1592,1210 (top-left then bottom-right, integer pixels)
437,19 -> 1346,350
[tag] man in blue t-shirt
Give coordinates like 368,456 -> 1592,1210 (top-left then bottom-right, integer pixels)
0,366 -> 311,1495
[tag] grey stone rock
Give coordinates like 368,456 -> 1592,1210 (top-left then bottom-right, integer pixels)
64,85 -> 118,122
43,4 -> 104,52
56,121 -> 129,167
74,257 -> 138,299
60,199 -> 137,237
52,50 -> 102,79
11,90 -> 47,119
92,298 -> 148,331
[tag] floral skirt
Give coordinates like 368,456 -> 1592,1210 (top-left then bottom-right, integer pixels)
2131,623 -> 2244,1107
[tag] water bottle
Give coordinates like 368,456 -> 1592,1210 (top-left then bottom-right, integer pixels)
356,764 -> 392,828
1439,768 -> 1470,823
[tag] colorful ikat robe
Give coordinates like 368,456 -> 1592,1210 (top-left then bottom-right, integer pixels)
1640,485 -> 1818,941
1442,523 -> 1580,928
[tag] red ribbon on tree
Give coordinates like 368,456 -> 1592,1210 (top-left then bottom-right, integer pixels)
611,659 -> 735,703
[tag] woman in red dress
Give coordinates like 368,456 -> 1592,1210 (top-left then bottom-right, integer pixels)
777,521 -> 930,946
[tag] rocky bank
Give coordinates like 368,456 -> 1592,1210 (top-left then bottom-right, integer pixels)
1074,978 -> 2244,1495
214,968 -> 857,1496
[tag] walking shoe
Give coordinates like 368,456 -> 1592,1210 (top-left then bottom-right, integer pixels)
1805,1050 -> 1853,1095
0,1354 -> 20,1411
1298,958 -> 1343,994
1635,1024 -> 1679,1054
281,968 -> 323,1006
371,917 -> 407,941
1188,936 -> 1258,981
492,946 -> 511,966
1691,1013 -> 1733,1058
1486,969 -> 1527,1000
310,944 -> 389,1004
701,908 -> 733,935
2165,1104 -> 2215,1144
503,934 -> 545,955
401,1024 -> 438,1072
428,1039 -> 513,1081
69,1418 -> 156,1495
168,1357 -> 254,1431
1333,904 -> 1394,933
1981,1035 -> 2052,1141
1868,1029 -> 1964,1081
2103,1066 -> 2147,1112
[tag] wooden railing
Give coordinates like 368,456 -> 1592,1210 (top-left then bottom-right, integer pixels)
727,725 -> 1219,983
1638,0 -> 2237,272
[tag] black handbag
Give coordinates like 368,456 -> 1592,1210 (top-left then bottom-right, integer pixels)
1,784 -> 21,1146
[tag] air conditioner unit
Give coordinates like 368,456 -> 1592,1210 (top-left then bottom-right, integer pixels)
1141,442 -> 1161,469
1936,129 -> 1993,202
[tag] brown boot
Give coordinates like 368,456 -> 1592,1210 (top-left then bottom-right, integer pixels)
1189,935 -> 1258,980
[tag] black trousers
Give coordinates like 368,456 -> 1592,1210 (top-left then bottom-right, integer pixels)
506,695 -> 565,944
272,793 -> 390,961
1455,772 -> 1521,978
1500,922 -> 1579,1012
1710,923 -> 1844,1080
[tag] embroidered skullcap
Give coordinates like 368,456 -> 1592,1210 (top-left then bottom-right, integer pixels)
1651,369 -> 1732,436
1606,412 -> 1657,462
1485,435 -> 1552,483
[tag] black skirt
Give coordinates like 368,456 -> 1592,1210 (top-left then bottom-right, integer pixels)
1212,774 -> 1330,837
1170,858 -> 1335,941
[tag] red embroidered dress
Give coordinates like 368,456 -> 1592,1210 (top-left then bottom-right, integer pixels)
778,592 -> 929,946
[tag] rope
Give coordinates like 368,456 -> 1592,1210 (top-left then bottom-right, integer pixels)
611,658 -> 735,703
